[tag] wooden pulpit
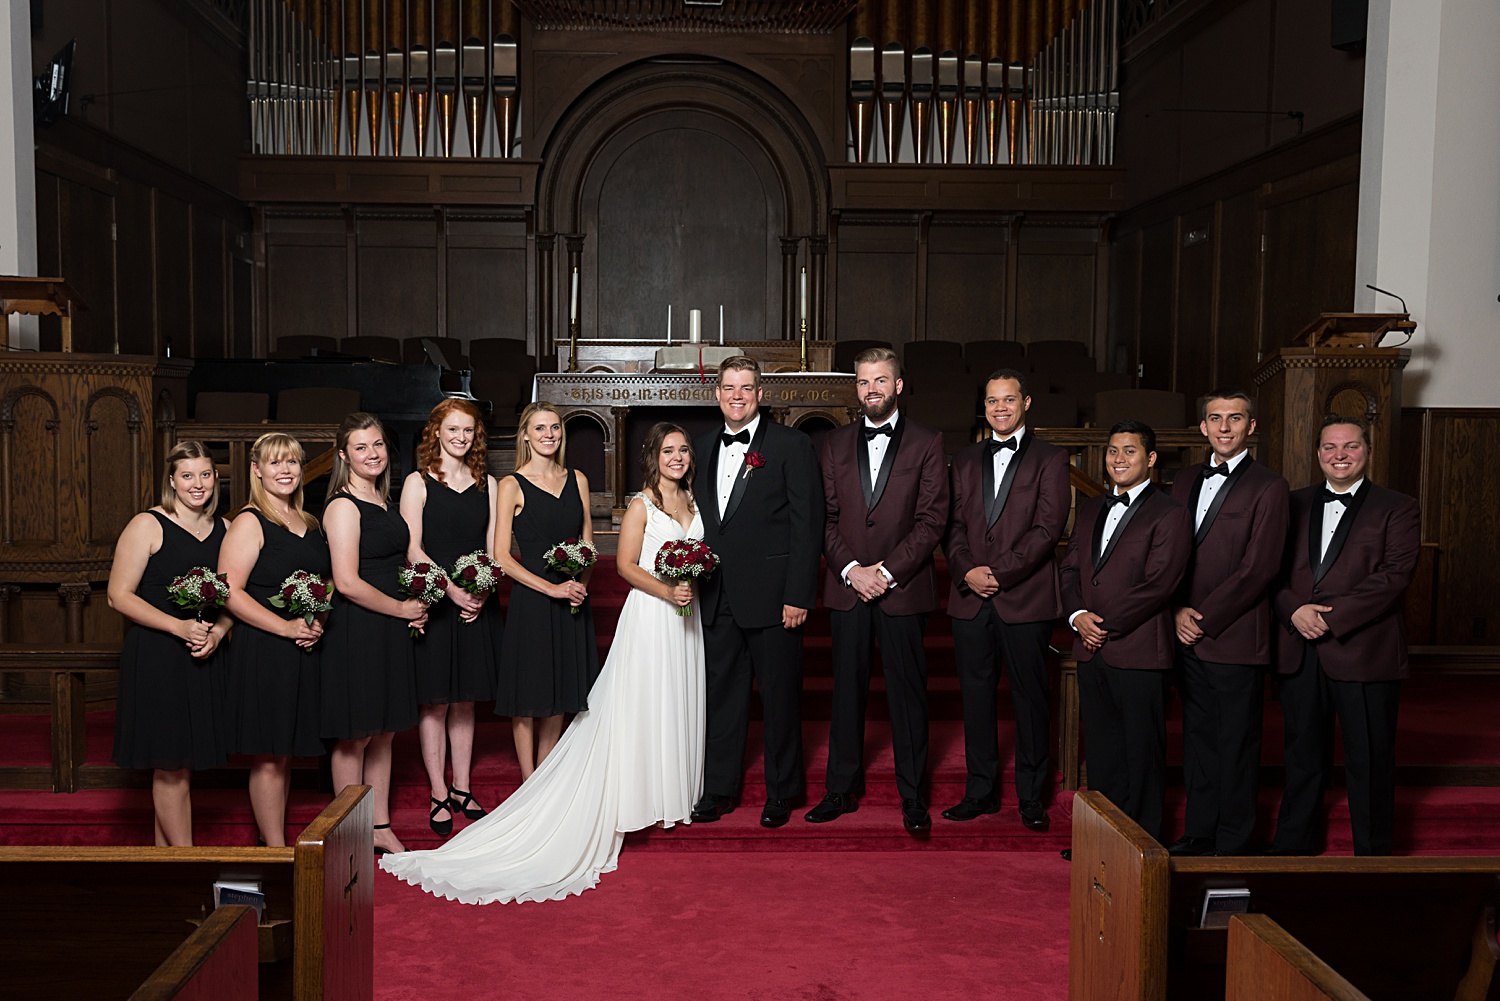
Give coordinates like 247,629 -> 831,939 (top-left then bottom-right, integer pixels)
0,277 -> 87,351
1252,313 -> 1414,489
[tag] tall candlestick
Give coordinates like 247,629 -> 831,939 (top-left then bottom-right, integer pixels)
800,267 -> 808,322
719,304 -> 724,345
569,268 -> 579,324
689,308 -> 702,344
667,304 -> 672,344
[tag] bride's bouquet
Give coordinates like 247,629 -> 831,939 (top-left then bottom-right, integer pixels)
654,539 -> 719,617
450,551 -> 503,623
399,561 -> 449,637
544,537 -> 597,615
167,566 -> 230,623
267,570 -> 334,651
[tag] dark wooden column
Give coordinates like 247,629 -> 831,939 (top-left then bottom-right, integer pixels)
59,583 -> 91,644
780,237 -> 801,341
536,232 -> 556,357
809,236 -> 828,345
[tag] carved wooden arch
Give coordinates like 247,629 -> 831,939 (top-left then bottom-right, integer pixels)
537,59 -> 828,239
0,385 -> 61,430
0,387 -> 62,547
84,386 -> 145,431
83,387 -> 148,540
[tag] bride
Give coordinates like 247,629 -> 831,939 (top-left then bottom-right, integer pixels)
380,422 -> 705,904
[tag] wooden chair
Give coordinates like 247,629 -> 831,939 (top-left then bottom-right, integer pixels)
268,335 -> 337,360
1025,338 -> 1090,368
193,392 -> 270,423
1054,370 -> 1131,424
339,336 -> 402,364
468,337 -> 529,370
1094,388 -> 1189,430
833,338 -> 892,373
1028,392 -> 1080,429
471,368 -> 526,423
964,339 -> 1028,381
903,339 -> 966,372
904,387 -> 978,455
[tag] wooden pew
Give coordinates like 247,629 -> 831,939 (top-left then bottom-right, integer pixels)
0,785 -> 373,1001
1068,789 -> 1500,1001
130,904 -> 259,1001
1225,914 -> 1370,1001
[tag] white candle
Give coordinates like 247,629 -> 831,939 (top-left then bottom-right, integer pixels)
689,308 -> 702,344
570,269 -> 579,324
799,267 -> 807,322
667,304 -> 672,344
719,304 -> 724,345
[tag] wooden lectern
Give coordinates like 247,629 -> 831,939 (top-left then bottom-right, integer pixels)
0,277 -> 87,351
1252,313 -> 1413,489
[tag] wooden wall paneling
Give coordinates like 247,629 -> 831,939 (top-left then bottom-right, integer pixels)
1137,221 -> 1175,389
1215,190 -> 1260,389
114,179 -> 158,357
84,391 -> 140,546
230,254 -> 254,358
1014,248 -> 1096,348
914,213 -> 930,342
1174,0 -> 1273,185
4,392 -> 62,546
155,194 -> 194,356
263,213 -> 349,349
1093,225 -> 1112,366
59,178 -> 119,354
191,209 -> 228,358
834,219 -> 919,347
924,220 -> 1009,342
1174,205 -> 1215,405
446,215 -> 529,345
435,213 -> 448,340
1433,412 -> 1500,644
355,215 -> 439,340
1257,160 -> 1359,354
1108,229 -> 1141,378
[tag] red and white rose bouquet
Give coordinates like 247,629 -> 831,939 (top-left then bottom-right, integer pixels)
267,570 -> 334,651
653,539 -> 719,617
450,551 -> 503,623
544,537 -> 597,615
167,566 -> 230,623
399,561 -> 449,636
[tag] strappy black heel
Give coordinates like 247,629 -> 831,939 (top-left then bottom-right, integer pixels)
373,822 -> 395,855
429,796 -> 453,835
448,785 -> 488,820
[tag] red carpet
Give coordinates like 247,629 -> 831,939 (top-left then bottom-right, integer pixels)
372,851 -> 1071,1001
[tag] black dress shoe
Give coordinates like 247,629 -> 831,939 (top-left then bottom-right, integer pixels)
1060,848 -> 1072,861
901,798 -> 931,835
690,794 -> 735,823
941,796 -> 1000,822
760,799 -> 792,828
1019,800 -> 1051,831
804,792 -> 858,824
1261,845 -> 1316,857
1166,835 -> 1215,857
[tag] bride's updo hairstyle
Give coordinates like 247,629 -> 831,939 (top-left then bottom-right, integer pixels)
641,422 -> 695,514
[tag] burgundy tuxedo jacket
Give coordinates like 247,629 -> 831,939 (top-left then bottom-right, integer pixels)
1059,484 -> 1191,670
1169,456 -> 1290,665
1272,481 -> 1420,683
944,430 -> 1070,624
820,415 -> 950,616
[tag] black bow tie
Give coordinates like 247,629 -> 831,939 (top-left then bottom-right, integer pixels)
721,430 -> 750,447
1322,487 -> 1353,506
987,436 -> 1019,455
863,424 -> 894,440
1104,492 -> 1131,508
1202,461 -> 1230,478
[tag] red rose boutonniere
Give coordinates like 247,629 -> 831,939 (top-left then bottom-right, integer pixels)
742,451 -> 766,480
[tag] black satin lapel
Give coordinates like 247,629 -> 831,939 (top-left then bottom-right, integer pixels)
988,431 -> 1033,529
1090,500 -> 1109,574
1193,457 -> 1252,547
981,449 -> 999,527
1306,498 -> 1323,584
1095,483 -> 1152,574
1315,485 -> 1370,584
719,420 -> 768,527
858,429 -> 875,510
868,416 -> 905,511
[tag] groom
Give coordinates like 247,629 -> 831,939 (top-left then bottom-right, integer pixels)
692,356 -> 824,828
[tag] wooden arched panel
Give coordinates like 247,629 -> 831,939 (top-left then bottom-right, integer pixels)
85,389 -> 146,546
1,389 -> 62,546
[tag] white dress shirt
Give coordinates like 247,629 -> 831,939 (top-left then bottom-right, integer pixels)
1069,478 -> 1152,630
1320,478 -> 1364,561
716,413 -> 761,517
841,412 -> 900,587
1194,449 -> 1249,531
990,425 -> 1027,498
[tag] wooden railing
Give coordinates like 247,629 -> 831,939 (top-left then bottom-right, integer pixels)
163,423 -> 339,512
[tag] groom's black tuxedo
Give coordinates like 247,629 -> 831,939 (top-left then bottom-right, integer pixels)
694,417 -> 824,803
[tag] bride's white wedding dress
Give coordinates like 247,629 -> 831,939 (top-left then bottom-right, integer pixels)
380,497 -> 706,904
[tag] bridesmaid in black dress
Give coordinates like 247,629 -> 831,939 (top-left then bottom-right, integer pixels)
107,440 -> 231,846
321,413 -> 429,855
400,399 -> 501,836
218,432 -> 329,846
494,403 -> 599,780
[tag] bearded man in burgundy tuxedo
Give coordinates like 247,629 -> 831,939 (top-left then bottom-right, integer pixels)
1166,389 -> 1289,857
1266,416 -> 1420,857
805,347 -> 949,836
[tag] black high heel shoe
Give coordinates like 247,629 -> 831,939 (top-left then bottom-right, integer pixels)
429,796 -> 453,836
373,822 -> 395,856
448,786 -> 487,820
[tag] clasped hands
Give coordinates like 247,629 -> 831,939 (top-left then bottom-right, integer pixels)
177,619 -> 222,659
846,563 -> 892,603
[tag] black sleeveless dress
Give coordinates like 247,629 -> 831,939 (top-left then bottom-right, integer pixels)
413,474 -> 501,704
220,510 -> 331,758
495,469 -> 600,717
112,510 -> 228,771
319,493 -> 419,739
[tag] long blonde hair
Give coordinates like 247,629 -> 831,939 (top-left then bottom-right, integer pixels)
328,412 -> 392,501
515,403 -> 566,469
159,440 -> 220,515
246,432 -> 319,531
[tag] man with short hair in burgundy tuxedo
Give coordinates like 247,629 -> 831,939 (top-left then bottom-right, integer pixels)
1266,416 -> 1420,857
942,368 -> 1070,831
1166,389 -> 1290,857
806,346 -> 950,835
691,356 -> 824,829
1060,421 -> 1191,841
